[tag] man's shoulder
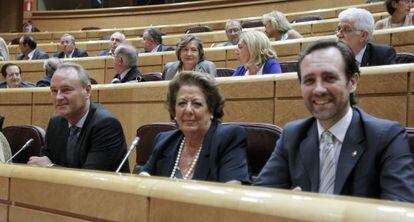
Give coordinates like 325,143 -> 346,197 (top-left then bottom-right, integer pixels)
0,82 -> 7,88
282,117 -> 315,135
20,81 -> 36,88
368,42 -> 395,52
355,107 -> 405,136
97,50 -> 109,56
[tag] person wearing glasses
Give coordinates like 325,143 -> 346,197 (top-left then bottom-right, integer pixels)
213,20 -> 242,47
162,35 -> 216,80
336,8 -> 396,67
375,0 -> 413,30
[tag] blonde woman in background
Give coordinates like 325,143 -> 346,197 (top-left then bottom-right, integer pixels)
262,10 -> 303,41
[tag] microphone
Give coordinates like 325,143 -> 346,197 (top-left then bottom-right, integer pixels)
116,137 -> 140,173
6,138 -> 34,163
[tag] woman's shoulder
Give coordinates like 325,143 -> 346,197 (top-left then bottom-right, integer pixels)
165,61 -> 180,68
198,60 -> 216,67
215,123 -> 246,136
287,29 -> 303,39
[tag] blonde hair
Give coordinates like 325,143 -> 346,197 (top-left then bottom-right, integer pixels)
240,30 -> 276,67
262,10 -> 291,33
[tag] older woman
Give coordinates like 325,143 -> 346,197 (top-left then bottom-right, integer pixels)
139,71 -> 249,184
162,35 -> 216,80
232,31 -> 282,76
375,0 -> 413,29
262,10 -> 303,41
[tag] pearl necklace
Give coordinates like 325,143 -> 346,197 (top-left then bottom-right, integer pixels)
170,137 -> 203,180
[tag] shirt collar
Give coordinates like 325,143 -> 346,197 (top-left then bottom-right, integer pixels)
151,44 -> 160,53
120,68 -> 131,80
317,106 -> 353,143
68,108 -> 89,129
27,49 -> 35,60
65,49 -> 75,58
355,45 -> 367,67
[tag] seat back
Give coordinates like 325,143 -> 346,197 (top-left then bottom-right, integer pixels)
185,26 -> 212,34
2,125 -> 45,163
143,72 -> 163,81
134,122 -> 282,179
216,68 -> 235,77
241,20 -> 263,29
291,15 -> 323,23
0,115 -> 4,131
280,61 -> 298,73
396,53 -> 414,64
405,127 -> 414,155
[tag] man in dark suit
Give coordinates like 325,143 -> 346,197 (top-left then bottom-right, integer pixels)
111,43 -> 143,83
53,34 -> 88,58
28,62 -> 129,172
254,40 -> 414,202
0,63 -> 35,88
336,8 -> 396,66
142,28 -> 174,53
17,35 -> 49,60
97,32 -> 125,56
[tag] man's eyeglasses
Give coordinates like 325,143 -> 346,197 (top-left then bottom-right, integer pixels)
335,25 -> 360,34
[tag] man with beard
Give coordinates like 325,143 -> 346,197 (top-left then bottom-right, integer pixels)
254,40 -> 414,202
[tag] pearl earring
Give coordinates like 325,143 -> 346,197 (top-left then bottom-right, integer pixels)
210,115 -> 214,120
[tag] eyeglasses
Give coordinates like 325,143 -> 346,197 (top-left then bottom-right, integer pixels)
226,28 -> 241,34
335,25 -> 360,34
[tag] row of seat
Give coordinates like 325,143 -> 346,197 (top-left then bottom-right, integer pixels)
4,122 -> 414,181
2,2 -> 384,44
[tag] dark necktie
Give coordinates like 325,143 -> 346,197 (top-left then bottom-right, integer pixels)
66,126 -> 80,167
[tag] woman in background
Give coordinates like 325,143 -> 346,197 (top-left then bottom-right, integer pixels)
375,0 -> 413,29
262,10 -> 303,41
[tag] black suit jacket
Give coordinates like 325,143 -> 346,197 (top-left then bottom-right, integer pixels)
360,43 -> 396,67
40,102 -> 129,172
113,67 -> 144,83
142,44 -> 175,53
53,48 -> 88,58
140,120 -> 250,183
255,107 -> 414,202
0,81 -> 35,88
17,49 -> 49,60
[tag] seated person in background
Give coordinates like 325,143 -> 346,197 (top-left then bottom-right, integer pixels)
139,71 -> 250,184
0,63 -> 35,88
262,10 -> 303,41
337,8 -> 396,66
112,43 -> 143,83
254,40 -> 414,202
142,28 -> 174,53
233,30 -> 282,76
23,21 -> 40,33
213,19 -> 242,47
163,35 -> 216,80
17,35 -> 49,60
36,58 -> 62,87
0,37 -> 9,61
97,32 -> 125,56
28,62 -> 129,172
375,0 -> 414,29
53,34 -> 88,58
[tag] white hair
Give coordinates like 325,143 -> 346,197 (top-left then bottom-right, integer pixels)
338,8 -> 375,42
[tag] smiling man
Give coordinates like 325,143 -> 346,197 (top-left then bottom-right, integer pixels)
28,62 -> 129,172
254,40 -> 414,202
0,63 -> 35,88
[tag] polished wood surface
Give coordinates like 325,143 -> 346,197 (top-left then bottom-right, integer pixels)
0,164 -> 413,221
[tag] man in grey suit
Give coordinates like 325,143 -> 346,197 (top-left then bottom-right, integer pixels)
142,28 -> 174,53
254,40 -> 414,202
17,35 -> 49,60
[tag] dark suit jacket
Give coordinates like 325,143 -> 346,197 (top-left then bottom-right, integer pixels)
0,81 -> 35,88
17,49 -> 49,60
53,48 -> 88,58
142,44 -> 175,53
255,107 -> 414,202
97,49 -> 111,56
113,67 -> 144,83
139,120 -> 250,183
40,102 -> 129,172
360,43 -> 396,67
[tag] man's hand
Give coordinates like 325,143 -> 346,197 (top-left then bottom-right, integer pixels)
27,156 -> 52,167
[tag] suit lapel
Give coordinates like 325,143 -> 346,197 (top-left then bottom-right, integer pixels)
334,109 -> 365,194
193,120 -> 218,180
73,102 -> 96,167
158,134 -> 183,177
299,121 -> 320,192
360,43 -> 371,67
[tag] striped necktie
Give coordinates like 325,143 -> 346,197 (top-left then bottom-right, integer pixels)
319,131 -> 335,194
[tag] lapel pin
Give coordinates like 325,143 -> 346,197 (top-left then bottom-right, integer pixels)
352,150 -> 357,157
